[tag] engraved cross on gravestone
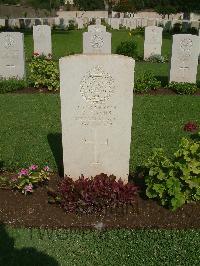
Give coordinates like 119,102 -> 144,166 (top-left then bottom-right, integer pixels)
84,128 -> 108,166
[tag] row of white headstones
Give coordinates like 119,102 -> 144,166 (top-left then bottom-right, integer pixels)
2,17 -> 199,32
0,24 -> 199,83
0,25 -> 200,181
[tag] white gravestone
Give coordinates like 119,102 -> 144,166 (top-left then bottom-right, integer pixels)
136,18 -> 142,28
141,18 -> 148,28
33,25 -> 52,56
0,19 -> 5,27
170,34 -> 200,83
83,25 -> 111,54
60,54 -> 135,181
0,32 -> 25,79
110,18 -> 120,30
96,18 -> 101,25
144,26 -> 163,59
125,19 -> 131,29
130,19 -> 137,30
147,19 -> 156,26
76,18 -> 84,29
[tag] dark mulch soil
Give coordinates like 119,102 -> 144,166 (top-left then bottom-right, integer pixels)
138,88 -> 200,96
12,87 -> 200,96
13,87 -> 58,94
0,175 -> 199,229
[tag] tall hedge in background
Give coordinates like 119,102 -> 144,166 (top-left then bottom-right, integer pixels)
74,0 -> 105,10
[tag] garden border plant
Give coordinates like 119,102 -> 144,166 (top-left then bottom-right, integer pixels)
167,82 -> 198,95
29,53 -> 59,91
134,70 -> 161,93
0,78 -> 27,93
48,174 -> 138,214
0,164 -> 51,195
144,130 -> 200,210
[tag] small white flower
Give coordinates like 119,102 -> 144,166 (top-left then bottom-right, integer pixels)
93,222 -> 104,231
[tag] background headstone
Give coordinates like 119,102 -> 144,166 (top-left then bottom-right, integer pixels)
76,18 -> 84,29
0,32 -> 25,79
33,25 -> 52,56
144,26 -> 163,59
136,18 -> 142,28
147,19 -> 156,26
190,21 -> 199,30
141,18 -> 148,28
110,18 -> 120,30
24,19 -> 33,29
96,18 -> 101,25
60,54 -> 135,181
170,34 -> 200,83
0,19 -> 5,27
83,25 -> 111,54
120,13 -> 124,19
130,19 -> 137,30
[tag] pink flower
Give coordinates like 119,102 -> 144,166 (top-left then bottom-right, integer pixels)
18,168 -> 29,177
33,52 -> 39,56
24,184 -> 33,193
44,165 -> 50,172
29,164 -> 38,171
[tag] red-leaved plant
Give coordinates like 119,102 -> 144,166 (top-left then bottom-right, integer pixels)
51,174 -> 138,214
183,121 -> 199,133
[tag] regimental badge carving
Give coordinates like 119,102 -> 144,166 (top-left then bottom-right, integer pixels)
80,65 -> 115,104
4,34 -> 15,49
90,34 -> 104,48
91,26 -> 102,33
180,38 -> 193,56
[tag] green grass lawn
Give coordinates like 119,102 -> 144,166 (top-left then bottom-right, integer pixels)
1,94 -> 200,173
1,224 -> 200,266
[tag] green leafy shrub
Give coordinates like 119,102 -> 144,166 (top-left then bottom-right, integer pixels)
67,20 -> 76,30
168,82 -> 198,95
29,54 -> 59,91
116,39 -> 138,58
134,71 -> 161,93
171,23 -> 182,34
188,27 -> 198,35
0,176 -> 11,189
145,135 -> 200,210
132,27 -> 144,36
0,78 -> 26,93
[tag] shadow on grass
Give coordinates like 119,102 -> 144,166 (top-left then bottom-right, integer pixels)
156,75 -> 169,87
0,161 -> 4,171
129,166 -> 148,200
47,133 -> 64,177
0,223 -> 59,266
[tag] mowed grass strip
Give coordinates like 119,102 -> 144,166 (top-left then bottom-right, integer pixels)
0,94 -> 200,172
1,226 -> 200,265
